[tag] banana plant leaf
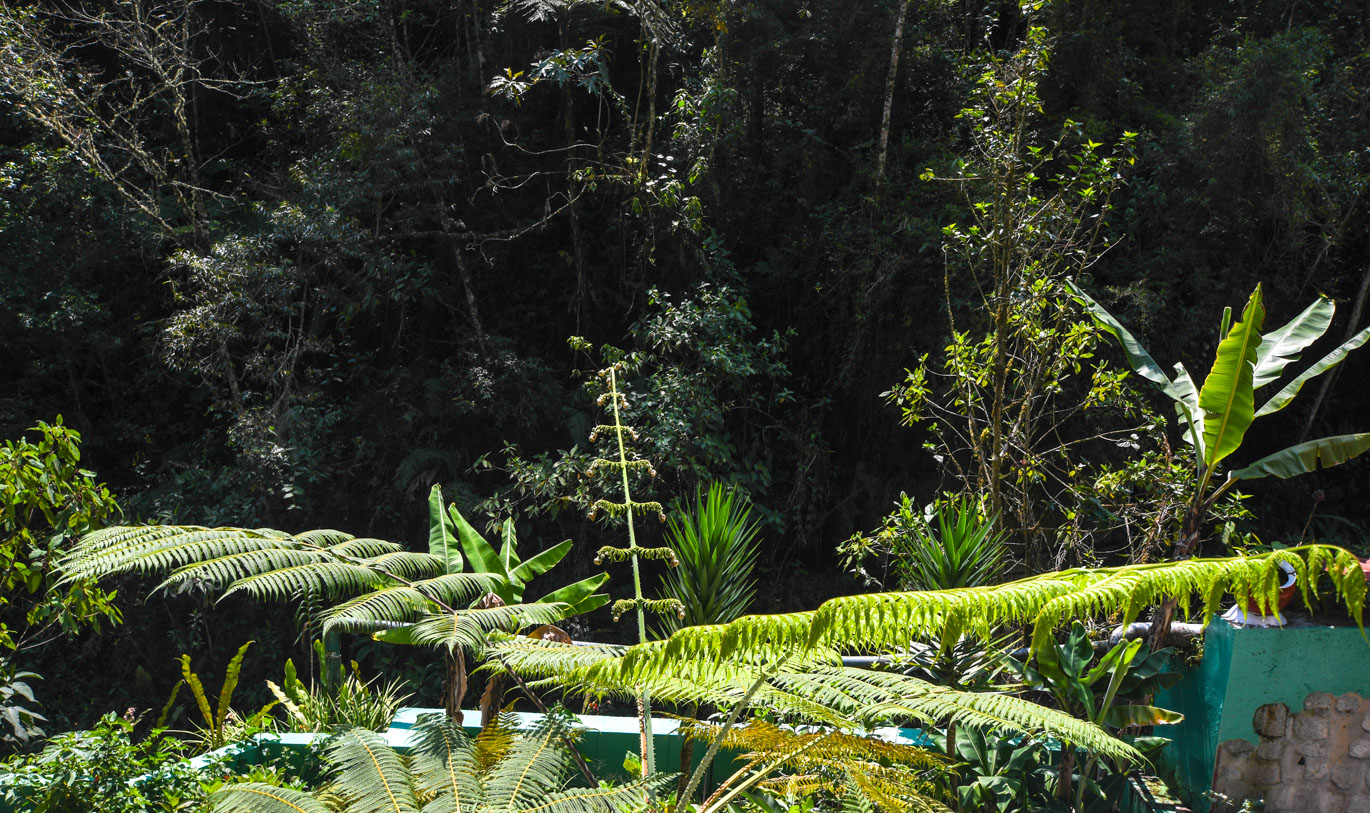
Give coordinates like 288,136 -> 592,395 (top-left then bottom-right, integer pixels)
1198,286 -> 1265,467
1102,705 -> 1183,728
1067,281 -> 1178,397
534,573 -> 611,614
1252,296 -> 1334,389
427,485 -> 464,575
1230,433 -> 1370,481
1255,324 -> 1370,418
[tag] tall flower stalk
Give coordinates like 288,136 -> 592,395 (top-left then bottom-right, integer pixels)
586,364 -> 682,782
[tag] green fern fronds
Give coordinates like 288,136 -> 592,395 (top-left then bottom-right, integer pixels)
213,712 -> 651,813
632,546 -> 1362,671
488,638 -> 1137,762
208,783 -> 331,813
326,728 -> 420,813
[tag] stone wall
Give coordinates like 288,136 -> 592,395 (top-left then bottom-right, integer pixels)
1212,691 -> 1370,812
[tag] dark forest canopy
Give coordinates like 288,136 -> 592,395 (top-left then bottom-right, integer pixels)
3,0 -> 1370,724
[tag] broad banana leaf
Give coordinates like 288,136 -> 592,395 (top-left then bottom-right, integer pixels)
1198,286 -> 1265,467
511,539 -> 574,587
1255,324 -> 1370,418
1252,296 -> 1334,389
1067,281 -> 1179,397
534,573 -> 611,614
1103,705 -> 1183,728
1229,433 -> 1370,481
451,505 -> 505,577
428,485 -> 464,575
1170,363 -> 1204,453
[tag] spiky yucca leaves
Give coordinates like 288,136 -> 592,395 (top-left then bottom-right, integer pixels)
210,713 -> 672,813
488,637 -> 1139,764
678,718 -> 953,813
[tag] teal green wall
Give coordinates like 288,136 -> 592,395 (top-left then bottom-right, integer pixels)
1158,624 -> 1370,811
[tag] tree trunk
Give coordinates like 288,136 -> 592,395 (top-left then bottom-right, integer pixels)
876,0 -> 910,184
444,650 -> 467,724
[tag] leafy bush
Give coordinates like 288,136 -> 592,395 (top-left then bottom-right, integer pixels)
0,713 -> 298,812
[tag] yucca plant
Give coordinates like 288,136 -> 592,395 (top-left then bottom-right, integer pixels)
207,710 -> 671,813
656,481 -> 761,636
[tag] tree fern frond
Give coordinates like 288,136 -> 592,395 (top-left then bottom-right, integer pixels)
410,713 -> 484,811
474,710 -> 521,774
60,526 -> 308,582
626,548 -> 1365,674
322,586 -> 436,633
222,561 -> 395,602
296,529 -> 361,547
406,604 -> 574,653
415,573 -> 505,605
518,775 -> 677,813
484,714 -> 572,810
157,548 -> 339,592
366,551 -> 449,580
329,538 -> 408,556
326,728 -> 420,813
208,783 -> 333,813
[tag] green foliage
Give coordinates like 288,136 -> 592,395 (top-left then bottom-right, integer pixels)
208,711 -> 672,813
514,546 -> 1363,676
0,712 -> 301,813
267,646 -> 412,734
656,482 -> 761,636
841,494 -> 1007,592
1006,622 -> 1182,809
170,641 -> 276,753
888,24 -> 1148,567
1,418 -> 121,747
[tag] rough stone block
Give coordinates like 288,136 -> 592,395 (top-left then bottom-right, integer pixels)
1351,738 -> 1370,759
1339,693 -> 1363,713
1258,740 -> 1285,760
1347,800 -> 1370,813
1319,790 -> 1349,813
1306,759 -> 1331,780
1362,710 -> 1370,733
1252,758 -> 1283,785
1299,740 -> 1331,757
1296,715 -> 1332,740
1334,763 -> 1364,790
1256,704 -> 1291,737
1224,738 -> 1256,755
1308,692 -> 1337,712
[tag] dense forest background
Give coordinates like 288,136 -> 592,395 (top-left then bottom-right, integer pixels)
3,0 -> 1369,732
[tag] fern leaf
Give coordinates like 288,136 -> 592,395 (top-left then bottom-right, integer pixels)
517,775 -> 677,813
484,714 -> 572,811
326,728 -> 420,813
208,783 -> 333,813
410,714 -> 484,812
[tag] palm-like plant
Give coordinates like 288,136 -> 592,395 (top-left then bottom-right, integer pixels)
655,482 -> 761,636
899,495 -> 1008,592
208,711 -> 670,813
